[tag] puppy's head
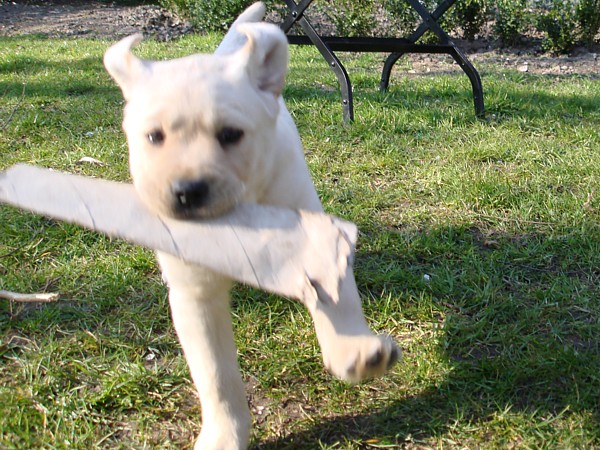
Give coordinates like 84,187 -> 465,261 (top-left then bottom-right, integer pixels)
104,24 -> 288,219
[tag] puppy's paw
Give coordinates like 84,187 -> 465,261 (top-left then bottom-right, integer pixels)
324,334 -> 401,383
194,436 -> 246,450
194,419 -> 250,450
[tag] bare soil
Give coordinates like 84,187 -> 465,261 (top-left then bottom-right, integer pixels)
0,0 -> 192,41
1,0 -> 598,76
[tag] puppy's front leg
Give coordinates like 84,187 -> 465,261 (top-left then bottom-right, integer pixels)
158,252 -> 251,450
307,266 -> 401,383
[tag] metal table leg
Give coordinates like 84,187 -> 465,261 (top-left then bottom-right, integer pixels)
449,46 -> 485,118
282,0 -> 354,122
282,0 -> 484,121
380,0 -> 455,91
380,0 -> 484,118
297,16 -> 354,122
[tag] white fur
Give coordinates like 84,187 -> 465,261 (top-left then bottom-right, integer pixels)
104,3 -> 400,449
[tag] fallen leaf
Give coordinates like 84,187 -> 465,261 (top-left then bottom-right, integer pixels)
77,156 -> 106,166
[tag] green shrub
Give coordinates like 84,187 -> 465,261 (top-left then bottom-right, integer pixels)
326,0 -> 377,37
384,0 -> 456,41
576,0 -> 600,45
384,0 -> 422,36
493,0 -> 529,45
158,0 -> 185,17
453,0 -> 488,40
159,0 -> 254,32
157,0 -> 591,50
536,0 -> 578,53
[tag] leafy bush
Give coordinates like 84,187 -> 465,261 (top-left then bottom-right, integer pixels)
384,0 -> 423,36
576,0 -> 600,44
157,0 -> 595,53
453,0 -> 488,40
159,0 -> 254,32
326,0 -> 377,37
384,0 -> 456,41
536,0 -> 578,53
493,0 -> 529,46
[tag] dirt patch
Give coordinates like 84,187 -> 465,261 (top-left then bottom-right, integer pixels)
1,0 -> 599,75
0,0 -> 192,41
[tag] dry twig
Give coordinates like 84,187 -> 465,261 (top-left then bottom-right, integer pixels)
0,289 -> 59,303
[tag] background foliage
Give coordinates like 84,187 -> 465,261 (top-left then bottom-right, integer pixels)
158,0 -> 600,53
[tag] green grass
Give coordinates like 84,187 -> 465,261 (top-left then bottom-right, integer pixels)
1,34 -> 599,449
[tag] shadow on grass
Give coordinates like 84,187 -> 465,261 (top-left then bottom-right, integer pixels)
255,339 -> 598,448
286,65 -> 600,125
253,221 -> 599,448
255,367 -> 598,448
0,53 -> 119,100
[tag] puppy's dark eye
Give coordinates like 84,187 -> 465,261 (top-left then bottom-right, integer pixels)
216,127 -> 244,147
147,129 -> 165,146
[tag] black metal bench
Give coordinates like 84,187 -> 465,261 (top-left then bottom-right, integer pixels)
280,0 -> 485,122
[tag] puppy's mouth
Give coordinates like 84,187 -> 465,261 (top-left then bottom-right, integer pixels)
168,201 -> 238,221
165,178 -> 241,221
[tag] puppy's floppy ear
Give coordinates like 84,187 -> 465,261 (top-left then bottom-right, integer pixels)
234,23 -> 289,97
104,34 -> 150,100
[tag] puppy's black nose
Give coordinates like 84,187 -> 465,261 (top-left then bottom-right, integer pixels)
171,179 -> 210,209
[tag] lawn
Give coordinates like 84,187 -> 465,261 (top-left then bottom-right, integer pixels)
0,34 -> 598,449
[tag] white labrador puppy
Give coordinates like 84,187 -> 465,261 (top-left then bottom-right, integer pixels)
103,3 -> 400,448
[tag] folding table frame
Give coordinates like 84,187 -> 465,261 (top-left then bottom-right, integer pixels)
280,0 -> 485,122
